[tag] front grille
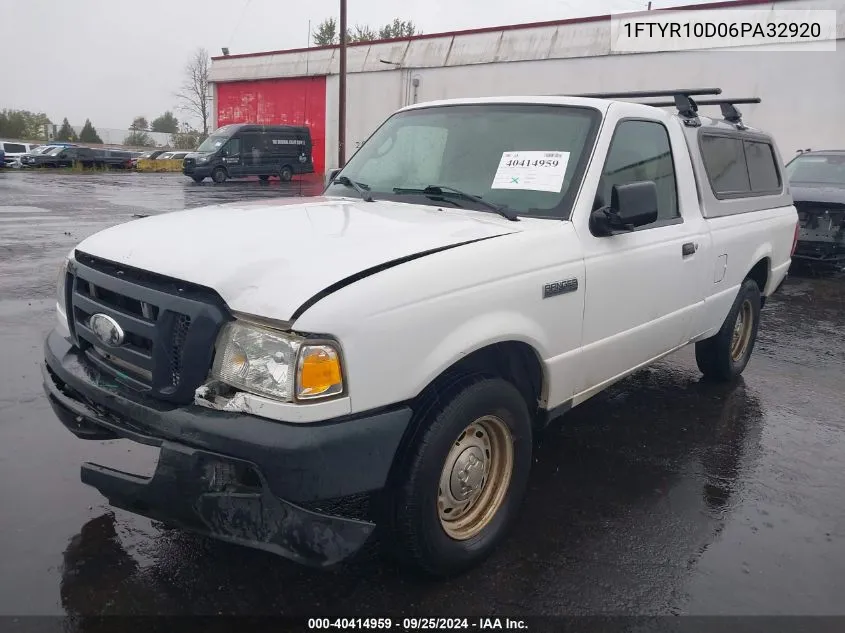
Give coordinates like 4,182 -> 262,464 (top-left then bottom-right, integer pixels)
170,314 -> 191,386
67,251 -> 228,404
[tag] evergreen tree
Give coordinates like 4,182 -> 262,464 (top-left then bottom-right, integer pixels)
78,119 -> 103,144
55,118 -> 78,142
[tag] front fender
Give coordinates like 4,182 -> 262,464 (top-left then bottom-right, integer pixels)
414,311 -> 551,400
292,223 -> 585,415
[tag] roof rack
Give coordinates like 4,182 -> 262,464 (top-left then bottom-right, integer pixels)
570,88 -> 723,127
639,97 -> 761,129
571,88 -> 722,99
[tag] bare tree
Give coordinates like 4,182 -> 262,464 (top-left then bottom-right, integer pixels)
176,48 -> 211,137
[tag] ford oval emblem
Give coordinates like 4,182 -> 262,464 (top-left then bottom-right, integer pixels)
89,313 -> 125,346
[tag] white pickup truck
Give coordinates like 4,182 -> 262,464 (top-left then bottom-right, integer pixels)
42,88 -> 798,578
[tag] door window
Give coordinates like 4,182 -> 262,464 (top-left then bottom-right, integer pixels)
223,138 -> 240,156
598,120 -> 680,226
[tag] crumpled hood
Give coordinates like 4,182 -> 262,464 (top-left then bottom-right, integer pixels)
75,196 -> 520,322
791,183 -> 845,205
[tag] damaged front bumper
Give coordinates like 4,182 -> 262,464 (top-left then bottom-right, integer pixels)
794,203 -> 845,268
42,329 -> 412,567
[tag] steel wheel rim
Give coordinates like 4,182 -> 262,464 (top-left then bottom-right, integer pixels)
437,415 -> 514,541
731,299 -> 754,361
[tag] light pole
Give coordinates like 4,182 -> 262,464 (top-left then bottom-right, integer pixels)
338,0 -> 347,168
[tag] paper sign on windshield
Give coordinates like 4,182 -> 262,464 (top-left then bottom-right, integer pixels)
491,151 -> 571,193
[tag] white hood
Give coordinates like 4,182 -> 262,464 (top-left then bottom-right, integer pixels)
75,196 -> 521,322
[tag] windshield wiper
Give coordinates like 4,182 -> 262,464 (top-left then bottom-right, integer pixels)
392,185 -> 518,221
333,176 -> 374,202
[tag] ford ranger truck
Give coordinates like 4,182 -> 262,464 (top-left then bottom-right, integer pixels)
42,90 -> 799,578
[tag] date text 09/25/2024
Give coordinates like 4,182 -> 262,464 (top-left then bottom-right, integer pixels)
307,618 -> 529,630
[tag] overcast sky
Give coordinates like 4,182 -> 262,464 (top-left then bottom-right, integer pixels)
2,0 -> 727,130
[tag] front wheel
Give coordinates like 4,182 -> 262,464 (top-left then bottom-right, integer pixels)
211,167 -> 227,184
279,166 -> 293,182
388,377 -> 532,578
696,277 -> 762,381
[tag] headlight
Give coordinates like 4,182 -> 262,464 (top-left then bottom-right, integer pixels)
196,155 -> 209,164
210,321 -> 344,402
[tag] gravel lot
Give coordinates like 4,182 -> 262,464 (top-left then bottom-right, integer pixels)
1,170 -> 843,620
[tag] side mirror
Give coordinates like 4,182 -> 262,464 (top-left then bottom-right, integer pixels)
324,167 -> 341,188
590,181 -> 659,236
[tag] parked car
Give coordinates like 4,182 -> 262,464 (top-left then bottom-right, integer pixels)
1,140 -> 40,167
20,144 -> 76,167
100,149 -> 133,168
784,149 -> 845,270
42,89 -> 797,578
28,146 -> 132,169
183,124 -> 314,183
130,149 -> 166,168
157,151 -> 190,161
0,147 -> 4,167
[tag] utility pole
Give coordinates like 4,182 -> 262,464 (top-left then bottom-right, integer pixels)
338,0 -> 347,167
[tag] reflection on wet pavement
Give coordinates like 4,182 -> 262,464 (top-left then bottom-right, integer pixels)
0,171 -> 843,618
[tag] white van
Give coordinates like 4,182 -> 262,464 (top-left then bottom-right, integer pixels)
1,140 -> 41,167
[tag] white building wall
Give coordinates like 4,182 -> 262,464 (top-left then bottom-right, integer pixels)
210,0 -> 845,170
330,43 -> 845,169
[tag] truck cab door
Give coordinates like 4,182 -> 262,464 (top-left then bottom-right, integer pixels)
572,104 -> 709,403
221,138 -> 242,176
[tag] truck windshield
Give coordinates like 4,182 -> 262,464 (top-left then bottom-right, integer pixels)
326,103 -> 601,219
785,154 -> 845,185
196,134 -> 229,153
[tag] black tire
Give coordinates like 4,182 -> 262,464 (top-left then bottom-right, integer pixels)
258,174 -> 270,182
192,176 -> 205,183
211,167 -> 227,184
279,165 -> 293,182
695,277 -> 761,382
388,376 -> 533,578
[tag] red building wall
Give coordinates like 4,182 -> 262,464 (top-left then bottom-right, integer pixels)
216,77 -> 327,174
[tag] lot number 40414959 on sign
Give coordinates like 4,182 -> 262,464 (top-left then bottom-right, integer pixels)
491,151 -> 571,193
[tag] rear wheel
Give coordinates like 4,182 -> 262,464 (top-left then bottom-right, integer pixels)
211,167 -> 227,184
388,377 -> 532,578
695,277 -> 761,381
279,165 -> 293,182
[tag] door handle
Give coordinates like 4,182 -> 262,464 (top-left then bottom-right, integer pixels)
682,242 -> 698,257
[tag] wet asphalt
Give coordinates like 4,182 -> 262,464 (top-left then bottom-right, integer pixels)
0,170 -> 843,619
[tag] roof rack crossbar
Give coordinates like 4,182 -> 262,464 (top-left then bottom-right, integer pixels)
570,88 -> 722,99
634,97 -> 760,128
639,98 -> 761,107
568,88 -> 723,127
